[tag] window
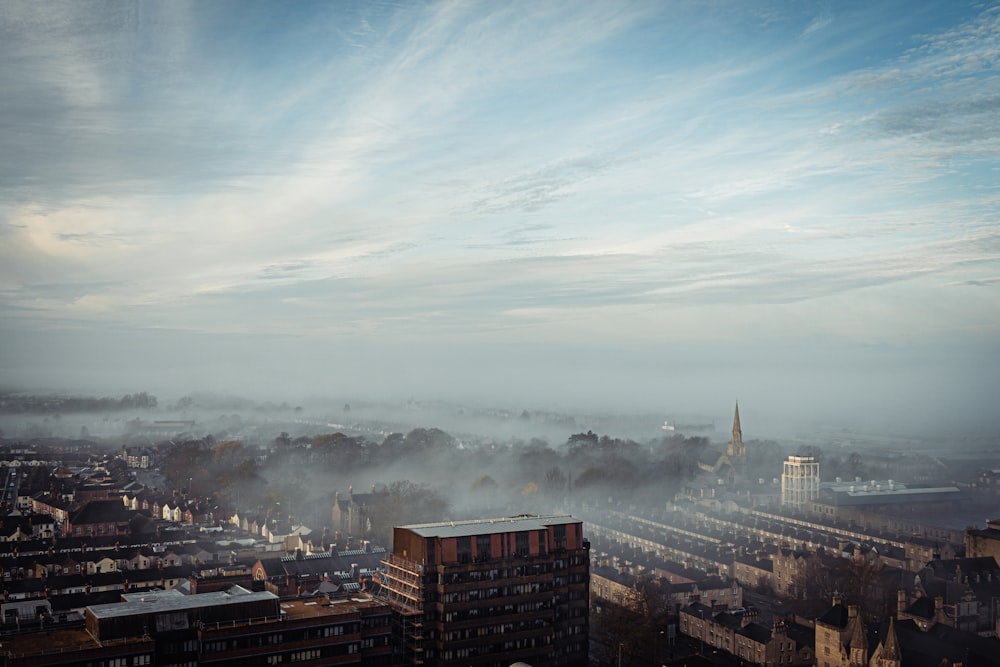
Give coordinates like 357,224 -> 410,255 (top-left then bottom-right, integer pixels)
476,534 -> 491,559
457,537 -> 472,564
554,524 -> 566,549
516,532 -> 529,556
290,649 -> 321,662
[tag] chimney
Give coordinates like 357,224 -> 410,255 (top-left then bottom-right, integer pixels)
897,589 -> 907,617
832,593 -> 842,607
848,604 -> 859,620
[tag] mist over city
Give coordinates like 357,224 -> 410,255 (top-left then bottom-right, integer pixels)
1,1 -> 998,666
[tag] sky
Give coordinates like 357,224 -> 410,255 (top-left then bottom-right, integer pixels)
1,1 -> 998,432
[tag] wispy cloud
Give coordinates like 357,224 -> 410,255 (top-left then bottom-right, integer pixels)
0,1 -> 998,408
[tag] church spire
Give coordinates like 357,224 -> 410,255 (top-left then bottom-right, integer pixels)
879,617 -> 901,666
727,401 -> 745,459
848,610 -> 868,667
732,401 -> 742,443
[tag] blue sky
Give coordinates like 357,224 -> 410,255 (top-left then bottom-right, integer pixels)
1,1 -> 998,431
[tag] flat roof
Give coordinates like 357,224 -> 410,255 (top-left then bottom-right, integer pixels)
87,588 -> 278,619
839,486 -> 959,498
400,514 -> 580,539
277,595 -> 388,621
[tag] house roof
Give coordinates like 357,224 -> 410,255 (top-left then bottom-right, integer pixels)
893,618 -> 1000,667
816,602 -> 849,628
69,501 -> 133,525
738,621 -> 772,644
925,557 -> 1000,580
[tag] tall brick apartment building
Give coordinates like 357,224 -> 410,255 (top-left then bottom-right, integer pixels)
380,514 -> 589,666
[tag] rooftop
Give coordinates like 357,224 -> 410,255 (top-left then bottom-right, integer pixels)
275,594 -> 388,622
87,587 -> 278,619
400,514 -> 579,538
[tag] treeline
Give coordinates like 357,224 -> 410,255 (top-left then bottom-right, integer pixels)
163,426 -> 736,521
0,392 -> 158,413
158,432 -> 452,545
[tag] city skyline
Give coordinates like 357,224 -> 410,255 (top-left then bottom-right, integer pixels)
1,2 -> 998,430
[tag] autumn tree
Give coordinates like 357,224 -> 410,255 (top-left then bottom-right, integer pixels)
214,440 -> 244,464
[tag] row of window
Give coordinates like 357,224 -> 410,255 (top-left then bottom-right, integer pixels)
105,657 -> 151,667
442,563 -> 551,584
441,581 -> 550,603
441,600 -> 552,623
261,643 -> 361,664
442,636 -> 550,661
202,622 -> 365,654
444,617 -> 551,641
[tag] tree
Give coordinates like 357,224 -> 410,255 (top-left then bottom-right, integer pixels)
592,576 -> 670,667
214,440 -> 244,464
368,481 -> 449,544
544,466 -> 567,495
162,440 -> 211,489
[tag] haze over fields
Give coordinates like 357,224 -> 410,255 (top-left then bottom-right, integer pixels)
2,2 -> 998,434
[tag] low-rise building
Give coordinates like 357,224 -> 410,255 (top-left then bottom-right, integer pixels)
0,586 -> 392,667
678,602 -> 813,666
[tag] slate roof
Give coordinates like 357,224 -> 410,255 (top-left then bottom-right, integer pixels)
893,618 -> 1000,667
69,501 -> 134,525
734,553 -> 774,572
738,621 -> 772,644
906,595 -> 936,620
816,602 -> 849,629
925,557 -> 1000,580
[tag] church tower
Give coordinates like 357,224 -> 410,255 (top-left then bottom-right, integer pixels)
848,608 -> 868,667
873,616 -> 901,667
727,402 -> 745,459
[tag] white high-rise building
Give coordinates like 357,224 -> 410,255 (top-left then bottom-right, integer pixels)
781,455 -> 819,508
